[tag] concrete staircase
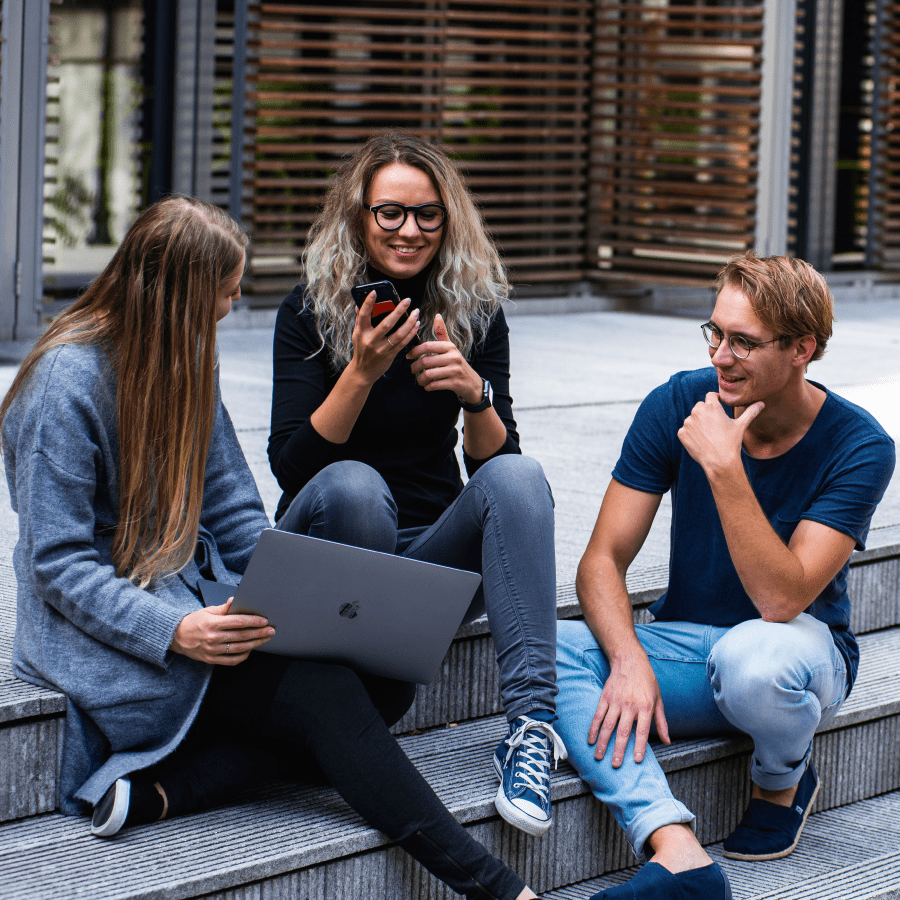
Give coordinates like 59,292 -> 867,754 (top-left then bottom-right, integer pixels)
1,525 -> 899,899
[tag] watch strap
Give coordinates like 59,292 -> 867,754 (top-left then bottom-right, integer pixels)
458,378 -> 492,413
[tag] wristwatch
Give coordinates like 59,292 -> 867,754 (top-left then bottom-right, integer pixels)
458,378 -> 493,413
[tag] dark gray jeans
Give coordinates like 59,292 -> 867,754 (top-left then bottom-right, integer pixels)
277,454 -> 558,721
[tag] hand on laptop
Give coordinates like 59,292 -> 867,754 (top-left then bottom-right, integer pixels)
171,598 -> 275,665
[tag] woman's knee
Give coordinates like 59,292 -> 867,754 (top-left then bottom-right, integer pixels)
281,461 -> 397,550
311,461 -> 393,508
472,454 -> 553,511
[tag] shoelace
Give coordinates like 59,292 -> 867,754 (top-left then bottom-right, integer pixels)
502,719 -> 568,802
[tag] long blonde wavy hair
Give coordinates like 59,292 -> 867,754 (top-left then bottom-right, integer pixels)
0,196 -> 249,588
303,130 -> 509,368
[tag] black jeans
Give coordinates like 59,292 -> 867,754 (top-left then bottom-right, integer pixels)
147,652 -> 525,900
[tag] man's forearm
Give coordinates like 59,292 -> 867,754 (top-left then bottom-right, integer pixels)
707,461 -> 815,621
677,392 -> 850,622
576,545 -> 672,761
576,553 -> 645,662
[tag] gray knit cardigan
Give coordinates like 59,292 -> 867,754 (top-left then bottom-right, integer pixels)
2,342 -> 270,815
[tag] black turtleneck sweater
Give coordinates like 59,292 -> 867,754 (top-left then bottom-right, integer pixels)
268,269 -> 521,527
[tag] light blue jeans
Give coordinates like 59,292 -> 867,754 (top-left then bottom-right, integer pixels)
555,614 -> 848,858
277,456 -> 558,720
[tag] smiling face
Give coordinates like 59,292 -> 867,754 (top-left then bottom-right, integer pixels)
362,162 -> 444,279
216,256 -> 244,322
708,282 -> 801,409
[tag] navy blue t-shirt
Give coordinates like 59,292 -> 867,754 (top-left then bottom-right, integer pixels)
612,367 -> 895,688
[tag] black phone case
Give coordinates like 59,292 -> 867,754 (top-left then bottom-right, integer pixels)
350,281 -> 400,310
351,281 -> 419,344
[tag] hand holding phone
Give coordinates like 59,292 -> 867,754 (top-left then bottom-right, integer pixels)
351,281 -> 420,346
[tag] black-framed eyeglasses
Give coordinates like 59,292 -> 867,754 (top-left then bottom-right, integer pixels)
701,322 -> 790,359
366,203 -> 447,232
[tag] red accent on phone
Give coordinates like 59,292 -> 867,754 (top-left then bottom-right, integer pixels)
350,280 -> 420,346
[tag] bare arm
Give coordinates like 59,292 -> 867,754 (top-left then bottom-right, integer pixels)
677,394 -> 857,621
576,479 -> 667,765
309,291 -> 420,444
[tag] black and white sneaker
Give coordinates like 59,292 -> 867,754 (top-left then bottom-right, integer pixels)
91,778 -> 131,837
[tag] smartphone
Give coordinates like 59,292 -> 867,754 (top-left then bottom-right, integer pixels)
351,280 -> 419,345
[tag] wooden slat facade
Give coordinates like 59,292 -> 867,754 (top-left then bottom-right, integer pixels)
213,5 -> 239,212
870,0 -> 900,270
234,0 -> 767,296
239,0 -> 594,301
41,0 -> 62,276
31,0 -> 900,309
589,1 -> 764,285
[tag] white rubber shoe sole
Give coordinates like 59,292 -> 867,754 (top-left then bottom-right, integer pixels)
91,778 -> 131,837
493,756 -> 551,837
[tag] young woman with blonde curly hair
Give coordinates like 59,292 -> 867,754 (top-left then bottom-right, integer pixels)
269,131 -> 566,842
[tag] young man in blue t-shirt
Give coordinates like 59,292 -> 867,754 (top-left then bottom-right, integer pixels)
556,252 -> 895,900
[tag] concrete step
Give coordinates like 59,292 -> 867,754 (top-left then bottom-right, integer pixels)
545,790 -> 900,899
2,624 -> 900,898
400,523 -> 900,731
1,525 -> 898,825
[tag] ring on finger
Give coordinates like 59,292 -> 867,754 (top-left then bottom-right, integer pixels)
225,642 -> 231,655
387,337 -> 396,347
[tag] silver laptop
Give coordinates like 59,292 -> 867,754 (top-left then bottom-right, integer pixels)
198,529 -> 481,684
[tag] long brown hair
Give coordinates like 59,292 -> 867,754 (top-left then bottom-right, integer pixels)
0,196 -> 249,587
304,130 -> 508,368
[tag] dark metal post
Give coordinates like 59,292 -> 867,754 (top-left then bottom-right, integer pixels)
142,0 -> 177,203
0,0 -> 50,340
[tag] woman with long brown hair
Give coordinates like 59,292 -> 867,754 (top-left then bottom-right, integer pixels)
2,196 -> 541,900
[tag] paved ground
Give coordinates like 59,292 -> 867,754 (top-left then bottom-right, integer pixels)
0,297 -> 898,586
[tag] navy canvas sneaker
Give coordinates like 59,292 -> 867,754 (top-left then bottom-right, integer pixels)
723,760 -> 819,860
493,715 -> 567,837
588,861 -> 733,899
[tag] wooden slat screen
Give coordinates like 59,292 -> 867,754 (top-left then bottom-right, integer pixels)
213,2 -> 239,211
870,0 -> 900,270
242,0 -> 593,302
438,1 -> 593,286
788,0 -> 877,269
589,1 -> 765,285
787,0 -> 816,263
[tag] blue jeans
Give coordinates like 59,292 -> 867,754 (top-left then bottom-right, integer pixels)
277,455 -> 558,720
555,614 -> 848,858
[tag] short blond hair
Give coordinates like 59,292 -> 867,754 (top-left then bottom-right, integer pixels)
715,251 -> 833,362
